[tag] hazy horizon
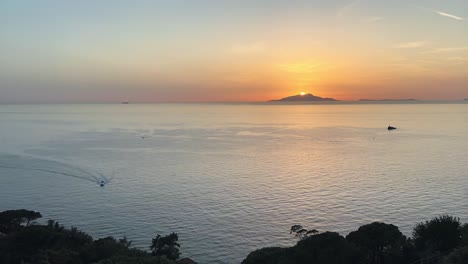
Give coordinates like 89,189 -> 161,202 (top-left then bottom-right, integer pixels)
1,98 -> 468,105
1,0 -> 467,103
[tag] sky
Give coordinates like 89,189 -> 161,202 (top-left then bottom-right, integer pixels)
1,0 -> 467,103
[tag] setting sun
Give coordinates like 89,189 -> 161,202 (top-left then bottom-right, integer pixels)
300,92 -> 306,96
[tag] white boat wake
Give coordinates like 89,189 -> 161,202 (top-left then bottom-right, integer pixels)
0,154 -> 113,186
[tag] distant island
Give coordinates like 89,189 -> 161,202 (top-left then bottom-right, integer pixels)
359,99 -> 417,101
270,93 -> 337,102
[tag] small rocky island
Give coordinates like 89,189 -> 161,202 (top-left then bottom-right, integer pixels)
270,93 -> 337,102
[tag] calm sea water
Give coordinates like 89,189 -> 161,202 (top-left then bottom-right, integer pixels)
1,103 -> 467,263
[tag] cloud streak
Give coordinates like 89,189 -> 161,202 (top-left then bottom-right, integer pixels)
229,42 -> 266,54
434,10 -> 464,20
365,16 -> 384,23
338,0 -> 361,17
396,41 -> 428,48
277,62 -> 325,73
429,47 -> 468,53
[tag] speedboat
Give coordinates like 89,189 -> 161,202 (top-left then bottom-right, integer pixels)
387,126 -> 397,130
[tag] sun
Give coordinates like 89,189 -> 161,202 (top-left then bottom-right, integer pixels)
300,92 -> 306,96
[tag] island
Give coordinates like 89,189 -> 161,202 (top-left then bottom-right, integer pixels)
269,93 -> 337,102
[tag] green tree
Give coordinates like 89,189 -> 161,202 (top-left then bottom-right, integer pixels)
460,223 -> 468,246
290,225 -> 319,240
441,246 -> 468,264
0,209 -> 42,234
241,247 -> 289,264
150,233 -> 180,260
292,232 -> 360,264
346,222 -> 406,264
413,215 -> 462,253
412,215 -> 462,264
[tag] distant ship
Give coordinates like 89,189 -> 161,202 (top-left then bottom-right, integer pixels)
121,101 -> 129,104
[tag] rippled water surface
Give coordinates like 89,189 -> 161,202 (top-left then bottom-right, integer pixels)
1,103 -> 467,263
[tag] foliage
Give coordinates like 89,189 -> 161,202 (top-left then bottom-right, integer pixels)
346,222 -> 407,264
0,209 -> 42,234
441,246 -> 468,264
2,209 -> 466,264
150,232 -> 181,260
413,215 -> 462,253
460,223 -> 468,246
241,247 -> 290,264
292,232 -> 360,264
242,232 -> 360,264
289,225 -> 319,240
243,215 -> 467,264
0,210 -> 179,264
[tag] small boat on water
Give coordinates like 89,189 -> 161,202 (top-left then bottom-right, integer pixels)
387,126 -> 397,130
100,181 -> 105,187
121,101 -> 129,104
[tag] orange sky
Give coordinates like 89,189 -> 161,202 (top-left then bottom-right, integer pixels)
1,1 -> 467,103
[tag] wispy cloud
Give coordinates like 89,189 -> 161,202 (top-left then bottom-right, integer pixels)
446,57 -> 467,61
229,42 -> 266,54
278,62 -> 324,74
365,16 -> 384,23
428,47 -> 468,53
390,57 -> 408,62
434,10 -> 464,20
445,57 -> 468,64
337,0 -> 361,17
396,41 -> 428,48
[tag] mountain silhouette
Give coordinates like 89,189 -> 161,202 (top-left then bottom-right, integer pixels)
270,93 -> 337,102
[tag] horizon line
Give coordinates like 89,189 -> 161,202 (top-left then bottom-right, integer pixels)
2,99 -> 468,105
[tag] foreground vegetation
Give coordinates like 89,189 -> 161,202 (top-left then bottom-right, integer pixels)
2,209 -> 467,264
243,215 -> 468,264
0,209 -> 193,264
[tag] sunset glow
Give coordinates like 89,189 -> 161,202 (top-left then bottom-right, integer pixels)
1,1 -> 467,103
1,2 -> 468,263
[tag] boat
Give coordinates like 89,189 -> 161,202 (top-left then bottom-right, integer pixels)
387,126 -> 397,130
121,101 -> 129,104
100,181 -> 105,187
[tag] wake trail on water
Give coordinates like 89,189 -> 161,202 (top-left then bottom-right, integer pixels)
0,154 -> 113,186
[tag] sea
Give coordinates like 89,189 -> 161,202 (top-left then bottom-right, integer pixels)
1,102 -> 467,263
